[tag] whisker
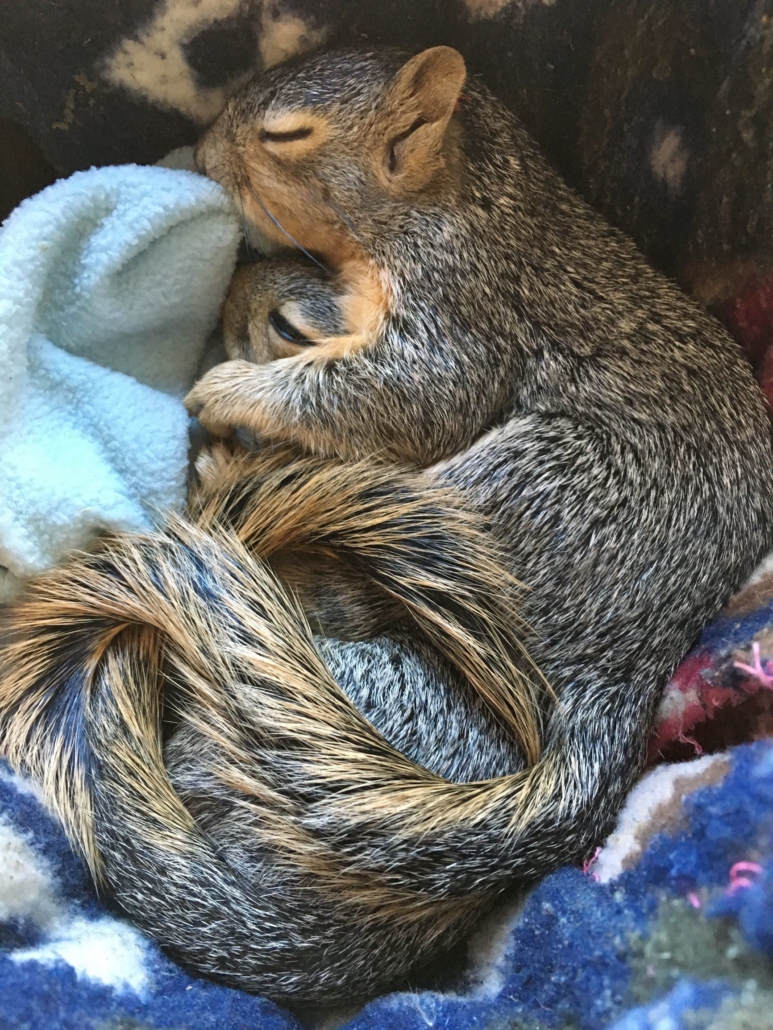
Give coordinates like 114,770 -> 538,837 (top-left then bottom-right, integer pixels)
321,191 -> 369,252
241,215 -> 258,257
242,178 -> 331,276
244,216 -> 265,259
234,175 -> 265,259
235,170 -> 384,312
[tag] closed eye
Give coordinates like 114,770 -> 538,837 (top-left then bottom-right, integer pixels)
259,127 -> 313,143
268,309 -> 313,345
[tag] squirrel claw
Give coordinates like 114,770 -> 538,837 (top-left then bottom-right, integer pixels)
185,360 -> 268,439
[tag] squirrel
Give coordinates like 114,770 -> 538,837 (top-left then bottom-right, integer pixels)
1,45 -> 773,1002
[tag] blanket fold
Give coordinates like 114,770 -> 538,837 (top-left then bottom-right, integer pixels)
0,164 -> 240,600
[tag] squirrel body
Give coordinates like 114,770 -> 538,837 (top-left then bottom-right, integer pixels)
1,47 -> 772,1001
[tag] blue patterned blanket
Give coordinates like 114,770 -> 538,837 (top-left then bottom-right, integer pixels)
2,587 -> 772,1030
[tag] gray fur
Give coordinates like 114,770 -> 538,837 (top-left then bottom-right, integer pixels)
1,45 -> 772,1003
319,631 -> 523,781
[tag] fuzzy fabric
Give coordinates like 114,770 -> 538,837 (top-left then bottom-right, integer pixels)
2,3 -> 773,1023
1,576 -> 772,1030
0,164 -> 240,600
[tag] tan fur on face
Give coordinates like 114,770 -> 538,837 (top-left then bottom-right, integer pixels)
194,48 -> 466,343
220,145 -> 393,357
221,254 -> 390,368
195,112 -> 348,272
260,109 -> 331,158
306,258 -> 391,359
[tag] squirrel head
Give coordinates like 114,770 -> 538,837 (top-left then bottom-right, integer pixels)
195,47 -> 467,265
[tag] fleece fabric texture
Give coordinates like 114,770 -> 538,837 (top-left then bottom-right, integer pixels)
0,164 -> 240,600
0,721 -> 771,1030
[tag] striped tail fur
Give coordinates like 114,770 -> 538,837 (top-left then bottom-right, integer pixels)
0,445 -> 607,1001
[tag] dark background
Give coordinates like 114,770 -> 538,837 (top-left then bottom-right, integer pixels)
2,0 -> 772,348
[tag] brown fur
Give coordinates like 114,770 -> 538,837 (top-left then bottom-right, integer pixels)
1,45 -> 772,1002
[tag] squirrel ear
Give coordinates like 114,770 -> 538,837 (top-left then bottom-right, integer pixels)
392,47 -> 466,126
384,47 -> 466,186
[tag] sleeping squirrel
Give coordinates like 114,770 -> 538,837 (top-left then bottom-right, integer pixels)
1,46 -> 772,1002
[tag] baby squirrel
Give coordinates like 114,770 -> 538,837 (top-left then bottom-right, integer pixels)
2,46 -> 773,1003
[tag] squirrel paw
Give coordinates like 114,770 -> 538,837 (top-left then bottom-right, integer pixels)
191,439 -> 240,496
185,361 -> 258,436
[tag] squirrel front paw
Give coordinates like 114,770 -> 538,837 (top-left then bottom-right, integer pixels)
191,438 -> 240,498
185,360 -> 259,437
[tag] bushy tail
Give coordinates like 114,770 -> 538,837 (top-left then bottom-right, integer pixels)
0,446 -> 634,1000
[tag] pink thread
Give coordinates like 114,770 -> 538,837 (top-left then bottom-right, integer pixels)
734,642 -> 773,689
687,891 -> 702,909
677,731 -> 704,756
582,847 -> 601,878
730,861 -> 764,877
726,861 -> 763,895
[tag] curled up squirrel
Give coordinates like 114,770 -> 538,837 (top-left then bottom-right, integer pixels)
1,46 -> 772,1002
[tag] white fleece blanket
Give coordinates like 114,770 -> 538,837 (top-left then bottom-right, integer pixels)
0,164 -> 240,600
